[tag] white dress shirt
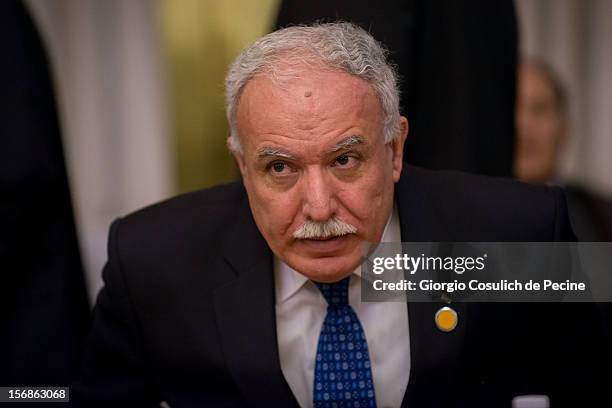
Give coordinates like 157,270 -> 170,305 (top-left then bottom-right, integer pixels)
274,207 -> 410,408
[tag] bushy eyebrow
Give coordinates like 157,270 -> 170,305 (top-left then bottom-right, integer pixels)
328,135 -> 366,153
255,135 -> 365,160
256,147 -> 295,160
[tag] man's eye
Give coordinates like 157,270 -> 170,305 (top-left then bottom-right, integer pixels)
336,155 -> 350,166
268,161 -> 294,176
272,162 -> 286,172
333,154 -> 357,168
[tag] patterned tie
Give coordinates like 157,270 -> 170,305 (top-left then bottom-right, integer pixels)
313,277 -> 377,408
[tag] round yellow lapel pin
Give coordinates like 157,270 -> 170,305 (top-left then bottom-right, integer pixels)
435,306 -> 458,332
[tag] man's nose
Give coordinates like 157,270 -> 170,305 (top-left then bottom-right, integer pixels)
301,168 -> 337,222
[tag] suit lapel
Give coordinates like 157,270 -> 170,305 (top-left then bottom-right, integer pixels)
212,193 -> 298,406
396,167 -> 469,406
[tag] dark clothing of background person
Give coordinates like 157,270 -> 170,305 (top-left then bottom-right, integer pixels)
565,186 -> 612,242
275,0 -> 517,177
564,185 -> 612,352
0,0 -> 90,387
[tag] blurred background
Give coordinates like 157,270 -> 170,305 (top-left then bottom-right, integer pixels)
26,0 -> 281,300
2,0 -> 610,385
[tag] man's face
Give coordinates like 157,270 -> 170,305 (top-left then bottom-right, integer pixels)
231,69 -> 407,282
515,64 -> 565,183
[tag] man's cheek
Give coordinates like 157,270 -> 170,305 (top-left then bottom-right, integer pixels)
338,183 -> 383,216
264,199 -> 300,235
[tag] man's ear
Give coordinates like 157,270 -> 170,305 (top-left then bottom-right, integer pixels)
391,116 -> 409,182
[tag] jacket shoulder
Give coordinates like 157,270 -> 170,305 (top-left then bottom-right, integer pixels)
119,181 -> 245,233
107,181 -> 249,265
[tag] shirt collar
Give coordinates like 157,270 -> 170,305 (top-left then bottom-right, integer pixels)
274,205 -> 401,305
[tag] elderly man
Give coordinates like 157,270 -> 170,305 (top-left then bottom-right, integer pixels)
74,23 -> 607,407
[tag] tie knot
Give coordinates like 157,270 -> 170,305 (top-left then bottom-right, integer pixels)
315,277 -> 350,307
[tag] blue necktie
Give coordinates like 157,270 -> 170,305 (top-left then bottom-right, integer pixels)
313,277 -> 377,408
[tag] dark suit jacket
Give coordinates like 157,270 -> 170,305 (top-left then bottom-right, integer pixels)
73,166 -> 608,407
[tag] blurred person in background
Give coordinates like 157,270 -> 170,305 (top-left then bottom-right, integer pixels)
515,60 -> 612,241
516,60 -> 612,346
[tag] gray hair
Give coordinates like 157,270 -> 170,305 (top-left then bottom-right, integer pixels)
225,22 -> 401,153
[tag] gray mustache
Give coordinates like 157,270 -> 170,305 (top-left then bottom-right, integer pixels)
293,217 -> 357,239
